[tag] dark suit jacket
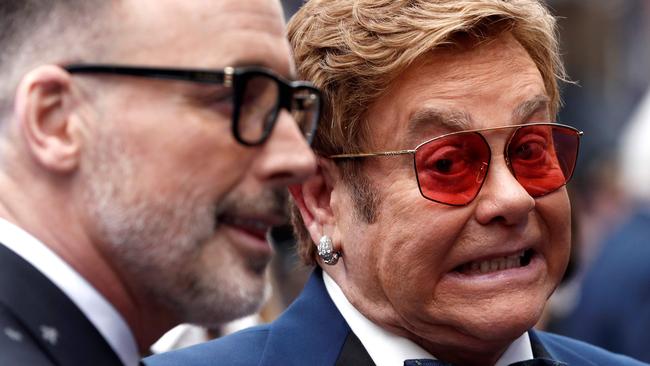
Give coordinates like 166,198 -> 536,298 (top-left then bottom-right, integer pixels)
0,243 -> 124,365
144,269 -> 648,366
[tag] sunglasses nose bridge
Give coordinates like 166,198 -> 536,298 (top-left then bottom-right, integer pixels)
473,154 -> 536,213
476,161 -> 489,183
503,154 -> 516,180
484,129 -> 521,189
474,133 -> 494,185
476,145 -> 529,195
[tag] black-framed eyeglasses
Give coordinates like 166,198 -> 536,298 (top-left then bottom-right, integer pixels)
330,123 -> 583,206
63,64 -> 322,147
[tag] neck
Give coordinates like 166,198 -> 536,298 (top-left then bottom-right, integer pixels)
0,178 -> 175,353
327,269 -> 514,366
409,330 -> 513,366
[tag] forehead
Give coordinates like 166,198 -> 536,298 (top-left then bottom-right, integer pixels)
109,0 -> 292,76
365,33 -> 548,148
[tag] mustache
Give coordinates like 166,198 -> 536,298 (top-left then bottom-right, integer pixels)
215,188 -> 289,223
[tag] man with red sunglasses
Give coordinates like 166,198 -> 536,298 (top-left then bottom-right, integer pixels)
145,0 -> 647,366
0,0 -> 319,365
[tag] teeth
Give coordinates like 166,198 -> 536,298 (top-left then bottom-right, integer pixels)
462,250 -> 529,275
490,260 -> 499,271
480,261 -> 489,273
507,254 -> 519,268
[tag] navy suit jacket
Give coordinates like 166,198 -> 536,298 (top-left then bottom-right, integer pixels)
144,269 -> 648,366
0,243 -> 123,365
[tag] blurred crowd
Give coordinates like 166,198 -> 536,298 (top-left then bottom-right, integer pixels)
540,1 -> 650,363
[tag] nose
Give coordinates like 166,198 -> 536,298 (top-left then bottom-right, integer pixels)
474,157 -> 535,225
251,109 -> 317,186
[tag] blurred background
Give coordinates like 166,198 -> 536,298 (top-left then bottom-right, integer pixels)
529,2 -> 650,363
155,0 -> 650,362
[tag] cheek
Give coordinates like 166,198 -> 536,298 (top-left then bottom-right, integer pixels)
537,191 -> 572,280
124,124 -> 254,200
374,195 -> 472,301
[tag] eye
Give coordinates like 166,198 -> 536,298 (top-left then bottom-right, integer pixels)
194,88 -> 234,115
509,129 -> 551,164
435,158 -> 453,173
423,145 -> 470,175
241,76 -> 279,109
415,133 -> 490,199
513,140 -> 545,161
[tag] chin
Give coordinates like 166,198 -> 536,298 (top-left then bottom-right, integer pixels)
416,315 -> 538,361
414,292 -> 548,352
177,270 -> 269,326
460,300 -> 545,345
170,245 -> 271,325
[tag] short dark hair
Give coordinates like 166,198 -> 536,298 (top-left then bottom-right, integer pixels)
0,0 -> 110,114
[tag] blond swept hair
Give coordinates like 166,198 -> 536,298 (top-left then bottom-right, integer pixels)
288,0 -> 566,265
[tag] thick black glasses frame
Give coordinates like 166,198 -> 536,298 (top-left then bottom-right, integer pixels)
63,64 -> 322,146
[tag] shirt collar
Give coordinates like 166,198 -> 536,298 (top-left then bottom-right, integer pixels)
323,272 -> 533,366
0,218 -> 139,366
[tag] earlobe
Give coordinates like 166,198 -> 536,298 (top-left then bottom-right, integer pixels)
289,158 -> 338,242
15,65 -> 82,173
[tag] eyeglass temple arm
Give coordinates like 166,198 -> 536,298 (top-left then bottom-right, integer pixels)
329,149 -> 416,159
63,64 -> 229,85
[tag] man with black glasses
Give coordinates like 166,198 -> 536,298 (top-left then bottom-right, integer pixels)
0,1 -> 319,365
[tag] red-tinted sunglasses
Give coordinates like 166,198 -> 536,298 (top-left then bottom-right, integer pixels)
330,123 -> 583,206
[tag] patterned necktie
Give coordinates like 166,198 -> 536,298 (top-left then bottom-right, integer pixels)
404,358 -> 568,366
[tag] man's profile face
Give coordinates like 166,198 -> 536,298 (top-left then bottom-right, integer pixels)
78,0 -> 312,324
331,33 -> 571,355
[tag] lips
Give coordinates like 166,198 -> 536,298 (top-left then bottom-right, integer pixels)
217,214 -> 284,241
453,249 -> 535,275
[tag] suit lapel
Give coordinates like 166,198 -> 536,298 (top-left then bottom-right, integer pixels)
259,269 -> 354,366
0,243 -> 124,365
335,331 -> 375,366
529,330 -> 554,359
256,270 -> 575,366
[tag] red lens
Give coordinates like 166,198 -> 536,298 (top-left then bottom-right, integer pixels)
508,125 -> 579,197
414,132 -> 490,205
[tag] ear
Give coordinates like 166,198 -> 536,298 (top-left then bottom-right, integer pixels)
14,65 -> 82,173
289,157 -> 339,243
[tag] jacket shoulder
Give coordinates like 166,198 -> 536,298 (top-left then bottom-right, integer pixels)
0,304 -> 56,366
537,331 -> 650,365
144,325 -> 271,366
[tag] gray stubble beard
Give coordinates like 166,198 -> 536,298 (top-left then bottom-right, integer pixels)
81,129 -> 269,327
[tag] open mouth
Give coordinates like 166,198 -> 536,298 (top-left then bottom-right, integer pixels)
454,249 -> 534,275
218,215 -> 273,241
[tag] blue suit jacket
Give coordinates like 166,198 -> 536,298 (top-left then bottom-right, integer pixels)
144,269 -> 648,366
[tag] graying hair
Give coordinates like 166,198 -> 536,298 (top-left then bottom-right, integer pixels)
0,1 -> 111,116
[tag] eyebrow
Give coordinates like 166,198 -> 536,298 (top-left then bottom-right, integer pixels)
406,94 -> 551,140
407,108 -> 473,138
230,61 -> 296,80
513,94 -> 551,123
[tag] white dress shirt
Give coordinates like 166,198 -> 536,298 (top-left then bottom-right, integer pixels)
0,218 -> 139,366
323,272 -> 534,366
